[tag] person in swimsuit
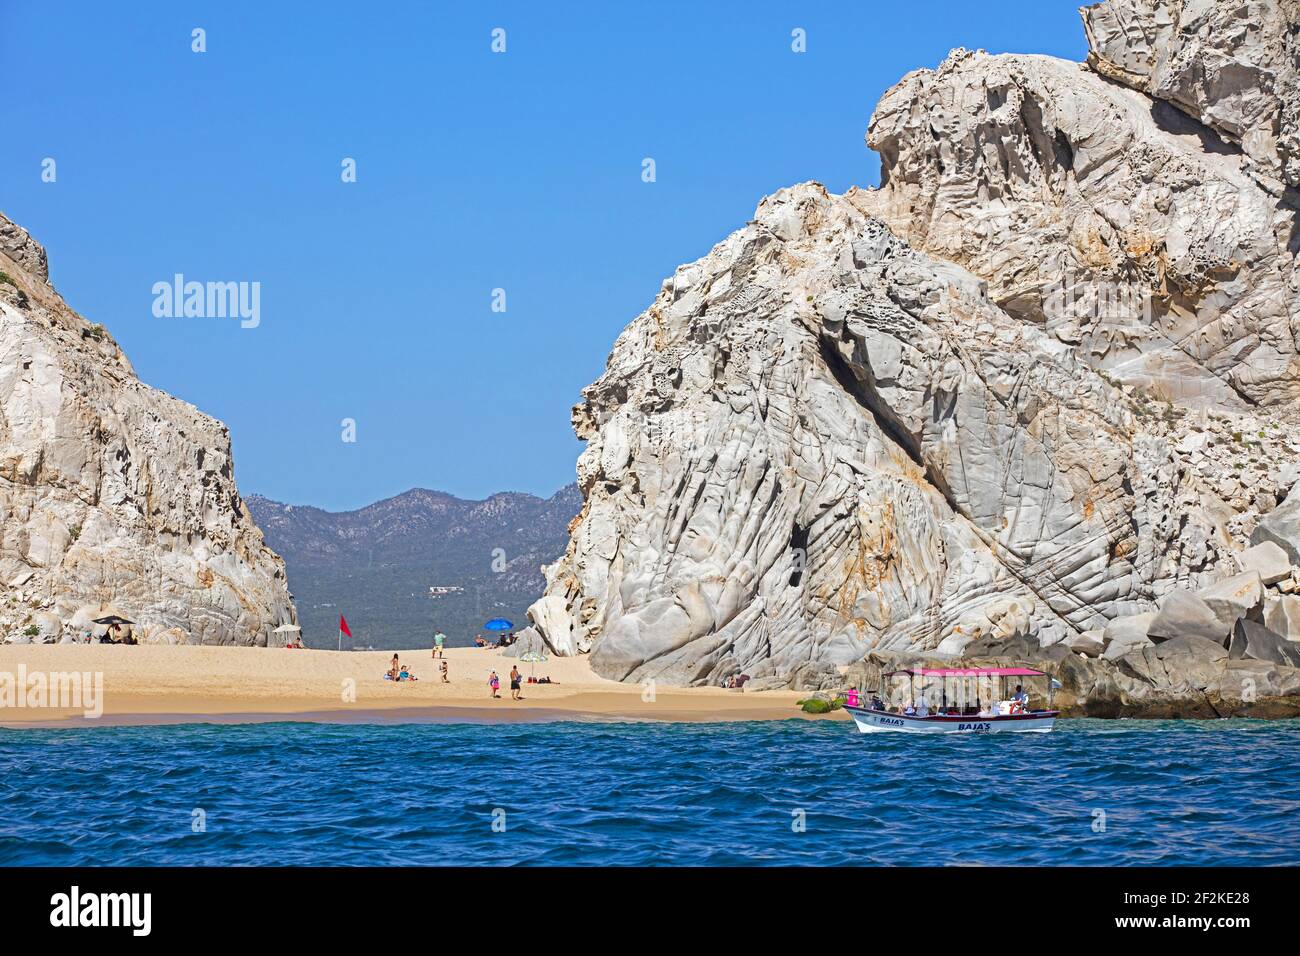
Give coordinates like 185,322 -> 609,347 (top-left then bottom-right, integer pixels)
388,655 -> 401,681
440,660 -> 449,683
488,670 -> 500,698
509,665 -> 522,701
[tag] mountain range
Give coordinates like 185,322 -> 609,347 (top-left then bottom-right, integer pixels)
247,485 -> 581,649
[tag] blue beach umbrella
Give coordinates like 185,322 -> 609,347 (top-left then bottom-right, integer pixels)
483,618 -> 514,631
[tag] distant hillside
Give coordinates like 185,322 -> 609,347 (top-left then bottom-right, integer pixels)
247,485 -> 581,650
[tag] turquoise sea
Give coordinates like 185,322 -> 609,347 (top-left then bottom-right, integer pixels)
1,718 -> 1297,866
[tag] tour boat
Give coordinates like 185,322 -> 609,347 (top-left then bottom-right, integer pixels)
843,667 -> 1059,734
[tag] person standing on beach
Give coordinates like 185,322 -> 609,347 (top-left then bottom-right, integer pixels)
509,665 -> 522,701
432,631 -> 445,659
488,670 -> 500,698
440,660 -> 449,683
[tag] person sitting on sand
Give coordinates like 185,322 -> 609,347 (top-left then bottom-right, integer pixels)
474,636 -> 489,648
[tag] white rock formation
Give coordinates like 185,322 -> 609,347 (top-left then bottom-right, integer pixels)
0,213 -> 296,645
1083,0 -> 1300,191
528,1 -> 1300,686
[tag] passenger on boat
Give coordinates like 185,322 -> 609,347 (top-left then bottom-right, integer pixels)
914,699 -> 930,717
869,694 -> 884,711
1012,684 -> 1030,707
903,701 -> 916,716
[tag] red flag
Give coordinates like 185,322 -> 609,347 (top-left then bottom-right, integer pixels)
339,615 -> 352,637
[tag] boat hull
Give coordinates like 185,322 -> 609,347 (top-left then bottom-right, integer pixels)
844,705 -> 1057,734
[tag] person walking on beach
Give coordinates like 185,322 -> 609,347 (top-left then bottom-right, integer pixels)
440,660 -> 449,683
509,665 -> 523,701
488,670 -> 500,698
432,631 -> 445,659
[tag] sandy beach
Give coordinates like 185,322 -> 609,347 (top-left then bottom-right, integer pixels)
0,644 -> 831,726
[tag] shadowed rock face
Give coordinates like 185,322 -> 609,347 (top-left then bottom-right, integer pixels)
528,3 -> 1300,686
862,45 -> 1299,408
1083,0 -> 1300,192
0,213 -> 296,645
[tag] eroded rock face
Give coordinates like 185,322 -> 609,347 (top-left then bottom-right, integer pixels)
1082,0 -> 1300,191
532,182 -> 1245,684
0,213 -> 296,645
862,45 -> 1299,408
529,3 -> 1300,689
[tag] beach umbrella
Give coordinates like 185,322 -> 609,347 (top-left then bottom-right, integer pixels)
483,618 -> 513,631
519,650 -> 548,678
273,623 -> 302,647
93,615 -> 135,626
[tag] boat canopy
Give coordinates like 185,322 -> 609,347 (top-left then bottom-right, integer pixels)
882,667 -> 1046,678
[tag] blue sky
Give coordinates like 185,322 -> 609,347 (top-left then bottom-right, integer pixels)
0,1 -> 1087,510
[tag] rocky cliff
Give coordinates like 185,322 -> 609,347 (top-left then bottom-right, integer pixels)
0,213 -> 296,645
526,0 -> 1300,711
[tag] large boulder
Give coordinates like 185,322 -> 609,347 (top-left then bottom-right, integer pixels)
1251,495 -> 1300,566
1122,635 -> 1230,694
1102,611 -> 1156,646
1064,629 -> 1105,658
527,593 -> 585,657
1265,593 -> 1300,642
502,626 -> 546,659
1236,541 -> 1293,586
1229,619 -> 1300,667
1102,629 -> 1155,661
1196,571 -> 1265,631
1147,591 -> 1230,644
